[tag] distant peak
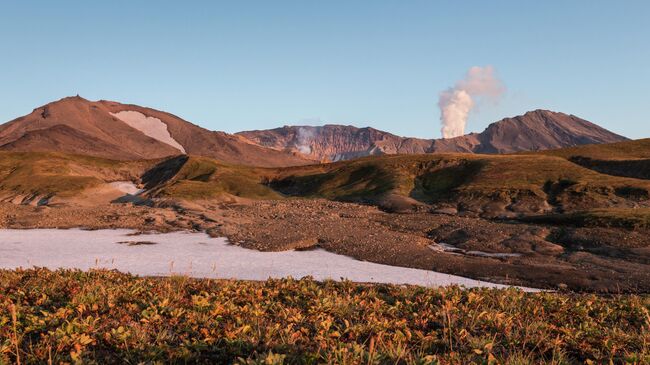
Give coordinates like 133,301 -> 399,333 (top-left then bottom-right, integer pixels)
523,109 -> 561,117
65,94 -> 88,101
50,95 -> 91,105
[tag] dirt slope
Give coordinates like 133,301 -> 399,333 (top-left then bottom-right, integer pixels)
0,124 -> 135,159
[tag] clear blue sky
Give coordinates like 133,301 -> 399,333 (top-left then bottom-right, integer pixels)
1,1 -> 648,139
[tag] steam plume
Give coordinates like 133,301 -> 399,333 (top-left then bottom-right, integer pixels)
295,126 -> 318,154
438,66 -> 505,138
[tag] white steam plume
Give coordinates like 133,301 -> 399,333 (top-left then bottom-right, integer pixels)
295,126 -> 318,155
438,66 -> 505,138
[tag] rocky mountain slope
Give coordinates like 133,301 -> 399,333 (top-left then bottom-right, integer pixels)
0,96 -> 310,167
458,109 -> 628,153
238,110 -> 628,161
237,125 -> 432,162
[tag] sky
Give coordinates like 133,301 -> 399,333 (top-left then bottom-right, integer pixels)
0,0 -> 648,139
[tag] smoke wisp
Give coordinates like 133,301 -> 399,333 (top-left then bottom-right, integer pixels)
438,66 -> 505,139
295,126 -> 318,155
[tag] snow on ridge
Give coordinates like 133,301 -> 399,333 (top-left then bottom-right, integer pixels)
110,111 -> 186,153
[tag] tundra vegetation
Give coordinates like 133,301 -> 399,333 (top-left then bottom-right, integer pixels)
1,268 -> 649,364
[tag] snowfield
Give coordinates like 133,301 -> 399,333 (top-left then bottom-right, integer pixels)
0,229 -> 536,290
110,110 -> 186,153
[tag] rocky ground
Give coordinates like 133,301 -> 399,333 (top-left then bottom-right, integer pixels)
1,199 -> 649,293
198,199 -> 650,293
0,203 -> 180,231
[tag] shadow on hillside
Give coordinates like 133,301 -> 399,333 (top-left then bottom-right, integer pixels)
569,156 -> 650,180
270,164 -> 395,202
409,160 -> 485,204
141,155 -> 189,189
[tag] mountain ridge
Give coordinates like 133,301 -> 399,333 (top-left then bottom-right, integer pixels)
237,109 -> 628,161
0,96 -> 629,166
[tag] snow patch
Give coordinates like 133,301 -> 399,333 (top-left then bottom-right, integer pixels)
110,111 -> 186,153
0,229 -> 535,290
429,243 -> 522,258
109,181 -> 143,195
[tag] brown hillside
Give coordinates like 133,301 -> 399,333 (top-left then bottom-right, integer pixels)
0,96 -> 311,167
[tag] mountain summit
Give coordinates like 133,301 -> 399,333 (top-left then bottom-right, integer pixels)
238,110 -> 627,161
432,110 -> 628,154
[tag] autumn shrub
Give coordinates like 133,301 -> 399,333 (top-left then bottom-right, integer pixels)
0,268 -> 648,364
